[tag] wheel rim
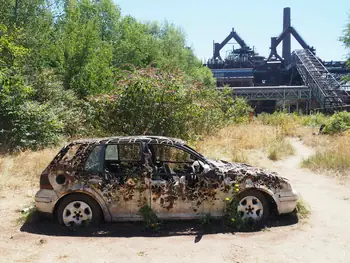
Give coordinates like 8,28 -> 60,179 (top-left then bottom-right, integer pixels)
62,201 -> 93,227
237,196 -> 264,221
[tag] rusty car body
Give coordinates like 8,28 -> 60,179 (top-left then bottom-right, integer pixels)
35,136 -> 298,227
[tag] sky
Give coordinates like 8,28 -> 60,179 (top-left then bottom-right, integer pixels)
115,0 -> 349,62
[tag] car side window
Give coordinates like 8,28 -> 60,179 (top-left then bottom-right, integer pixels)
84,145 -> 104,172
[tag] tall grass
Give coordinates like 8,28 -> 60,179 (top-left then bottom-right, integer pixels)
0,147 -> 59,194
302,134 -> 350,176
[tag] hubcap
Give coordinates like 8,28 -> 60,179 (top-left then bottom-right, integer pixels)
237,196 -> 264,221
62,201 -> 93,227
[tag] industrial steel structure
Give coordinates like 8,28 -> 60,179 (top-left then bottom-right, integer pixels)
206,7 -> 350,113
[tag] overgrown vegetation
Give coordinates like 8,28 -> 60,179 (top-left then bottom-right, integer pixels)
1,0 -> 254,152
322,112 -> 350,134
138,204 -> 160,231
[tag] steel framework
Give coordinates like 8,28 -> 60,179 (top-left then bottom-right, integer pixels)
292,49 -> 344,111
217,86 -> 311,100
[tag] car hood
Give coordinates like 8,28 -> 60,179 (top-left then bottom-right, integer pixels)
205,158 -> 288,186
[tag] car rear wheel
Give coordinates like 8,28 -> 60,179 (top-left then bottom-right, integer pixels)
56,194 -> 102,228
237,190 -> 269,222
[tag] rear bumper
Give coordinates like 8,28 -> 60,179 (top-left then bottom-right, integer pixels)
35,189 -> 58,214
275,188 -> 299,214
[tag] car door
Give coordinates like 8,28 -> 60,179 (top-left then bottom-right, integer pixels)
148,143 -> 211,219
100,142 -> 151,220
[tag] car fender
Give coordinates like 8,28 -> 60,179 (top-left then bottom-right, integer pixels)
243,185 -> 280,209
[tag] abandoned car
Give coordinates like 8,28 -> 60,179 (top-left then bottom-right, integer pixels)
35,136 -> 298,227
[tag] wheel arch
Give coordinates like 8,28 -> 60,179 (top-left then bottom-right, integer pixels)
53,191 -> 112,222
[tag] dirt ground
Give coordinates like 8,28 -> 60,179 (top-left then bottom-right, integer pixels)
1,138 -> 350,263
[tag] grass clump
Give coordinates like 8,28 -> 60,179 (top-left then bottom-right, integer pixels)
16,204 -> 40,225
295,198 -> 311,220
267,137 -> 295,161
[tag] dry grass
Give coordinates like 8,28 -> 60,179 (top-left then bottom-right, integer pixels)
295,198 -> 311,220
0,147 -> 59,194
194,123 -> 295,163
301,133 -> 350,176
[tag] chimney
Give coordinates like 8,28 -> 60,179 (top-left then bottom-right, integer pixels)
282,7 -> 291,65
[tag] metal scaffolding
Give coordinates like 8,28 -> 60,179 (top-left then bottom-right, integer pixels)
292,49 -> 344,111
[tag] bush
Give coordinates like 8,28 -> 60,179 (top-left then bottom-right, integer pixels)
0,100 -> 63,151
323,111 -> 350,134
88,68 -> 252,139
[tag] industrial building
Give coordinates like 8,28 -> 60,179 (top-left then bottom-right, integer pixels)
206,7 -> 350,113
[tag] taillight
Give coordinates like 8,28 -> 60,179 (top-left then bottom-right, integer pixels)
40,172 -> 53,190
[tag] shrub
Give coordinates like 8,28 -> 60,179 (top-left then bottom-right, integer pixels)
0,101 -> 63,151
88,68 -> 252,139
323,111 -> 350,134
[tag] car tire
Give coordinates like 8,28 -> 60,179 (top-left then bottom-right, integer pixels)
56,193 -> 102,228
237,189 -> 269,222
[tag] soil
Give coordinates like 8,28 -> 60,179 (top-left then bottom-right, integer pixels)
1,138 -> 350,263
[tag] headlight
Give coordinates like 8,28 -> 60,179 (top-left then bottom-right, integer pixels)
280,181 -> 292,191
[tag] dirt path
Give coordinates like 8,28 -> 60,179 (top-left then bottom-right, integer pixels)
1,138 -> 350,263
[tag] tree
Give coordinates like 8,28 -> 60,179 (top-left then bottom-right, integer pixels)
340,12 -> 350,80
54,0 -> 119,97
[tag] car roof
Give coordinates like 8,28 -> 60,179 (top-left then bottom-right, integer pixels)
70,135 -> 186,146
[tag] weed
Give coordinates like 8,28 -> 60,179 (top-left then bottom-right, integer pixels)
16,203 -> 40,225
295,198 -> 311,220
138,204 -> 160,231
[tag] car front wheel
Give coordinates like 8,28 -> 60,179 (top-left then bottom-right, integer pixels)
237,190 -> 269,222
56,194 -> 102,228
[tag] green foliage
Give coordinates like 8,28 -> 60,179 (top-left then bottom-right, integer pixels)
323,111 -> 350,134
340,12 -> 350,68
138,204 -> 160,231
0,0 -> 236,151
88,68 -> 252,139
